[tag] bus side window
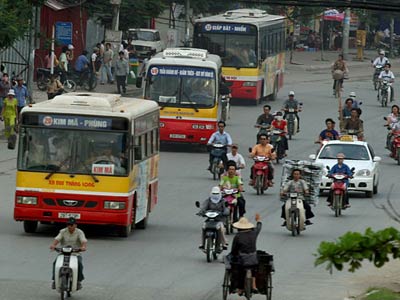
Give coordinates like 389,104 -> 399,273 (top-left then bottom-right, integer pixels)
134,136 -> 143,161
153,129 -> 159,152
146,132 -> 152,157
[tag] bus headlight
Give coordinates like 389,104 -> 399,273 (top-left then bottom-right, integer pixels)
17,196 -> 38,205
104,201 -> 126,210
242,81 -> 257,87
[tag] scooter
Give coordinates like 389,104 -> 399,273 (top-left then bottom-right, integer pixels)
54,246 -> 83,299
283,104 -> 302,140
270,129 -> 286,163
196,202 -> 225,263
377,79 -> 392,107
221,187 -> 239,235
326,166 -> 354,217
251,156 -> 270,195
388,129 -> 400,165
373,65 -> 383,90
36,68 -> 77,93
283,192 -> 306,236
210,143 -> 226,180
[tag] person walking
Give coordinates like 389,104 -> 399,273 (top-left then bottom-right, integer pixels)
114,51 -> 129,94
101,42 -> 114,85
1,89 -> 18,139
14,77 -> 29,118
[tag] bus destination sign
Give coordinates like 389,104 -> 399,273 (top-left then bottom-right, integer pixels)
149,66 -> 215,79
39,115 -> 112,130
202,23 -> 251,34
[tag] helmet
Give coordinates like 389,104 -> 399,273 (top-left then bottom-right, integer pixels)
349,92 -> 356,98
289,91 -> 295,96
380,50 -> 385,55
210,186 -> 222,203
274,111 -> 283,121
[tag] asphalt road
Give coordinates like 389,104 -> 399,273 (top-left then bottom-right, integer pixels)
0,63 -> 399,300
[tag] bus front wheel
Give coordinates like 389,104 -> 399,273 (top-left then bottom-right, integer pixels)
23,221 -> 38,233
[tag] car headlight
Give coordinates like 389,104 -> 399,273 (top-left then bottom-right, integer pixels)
104,201 -> 126,210
143,46 -> 152,51
242,81 -> 257,87
17,196 -> 38,205
356,169 -> 371,176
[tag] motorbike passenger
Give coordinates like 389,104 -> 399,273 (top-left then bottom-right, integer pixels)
226,144 -> 246,176
348,92 -> 361,108
282,91 -> 301,132
341,98 -> 354,119
280,169 -> 314,226
378,63 -> 395,102
319,118 -> 340,143
49,217 -> 87,290
198,186 -> 229,251
255,104 -> 274,141
220,160 -> 246,221
47,73 -> 64,100
386,104 -> 400,148
249,133 -> 276,186
230,214 -> 262,295
327,153 -> 353,208
331,54 -> 348,95
207,121 -> 232,171
271,111 -> 289,157
341,108 -> 364,140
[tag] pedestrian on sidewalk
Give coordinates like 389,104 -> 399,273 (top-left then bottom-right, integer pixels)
0,73 -> 12,111
14,77 -> 29,118
1,89 -> 18,139
114,51 -> 129,95
100,42 -> 114,85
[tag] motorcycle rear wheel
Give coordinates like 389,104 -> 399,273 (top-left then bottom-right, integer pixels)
333,194 -> 342,217
222,270 -> 230,300
63,79 -> 77,93
265,272 -> 273,300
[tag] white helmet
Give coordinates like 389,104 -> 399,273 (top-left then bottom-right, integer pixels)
210,186 -> 222,203
349,92 -> 356,98
289,91 -> 295,96
380,50 -> 385,55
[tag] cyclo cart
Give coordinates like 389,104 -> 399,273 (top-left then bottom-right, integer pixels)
222,250 -> 274,300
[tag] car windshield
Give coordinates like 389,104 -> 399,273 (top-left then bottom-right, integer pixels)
131,31 -> 156,41
18,127 -> 129,176
318,144 -> 370,160
145,65 -> 216,108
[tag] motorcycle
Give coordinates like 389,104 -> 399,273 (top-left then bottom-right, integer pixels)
36,68 -> 77,93
54,246 -> 83,299
283,192 -> 306,236
251,156 -> 270,195
65,69 -> 97,92
269,129 -> 286,163
377,79 -> 392,107
326,166 -> 354,217
195,202 -> 225,263
210,143 -> 226,180
283,104 -> 302,140
373,65 -> 383,90
387,127 -> 400,165
221,188 -> 239,234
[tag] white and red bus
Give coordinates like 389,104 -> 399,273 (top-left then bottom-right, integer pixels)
193,8 -> 286,104
14,93 -> 159,237
141,48 -> 223,144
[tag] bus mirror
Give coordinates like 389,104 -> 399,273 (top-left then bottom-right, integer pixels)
136,77 -> 143,88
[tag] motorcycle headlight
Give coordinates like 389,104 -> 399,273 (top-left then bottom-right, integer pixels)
16,196 -> 38,205
356,169 -> 371,176
242,81 -> 257,87
104,201 -> 126,210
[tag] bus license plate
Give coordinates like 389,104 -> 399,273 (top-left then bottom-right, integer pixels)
58,212 -> 81,219
170,134 -> 186,139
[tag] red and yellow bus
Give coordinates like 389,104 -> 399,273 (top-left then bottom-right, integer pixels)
193,8 -> 286,104
141,48 -> 223,145
14,93 -> 159,237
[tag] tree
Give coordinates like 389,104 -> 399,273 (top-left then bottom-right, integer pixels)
0,0 -> 44,49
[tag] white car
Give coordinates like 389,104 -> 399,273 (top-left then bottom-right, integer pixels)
128,28 -> 164,60
309,140 -> 381,198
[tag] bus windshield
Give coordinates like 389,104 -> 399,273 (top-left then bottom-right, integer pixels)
145,65 -> 216,108
18,128 -> 129,176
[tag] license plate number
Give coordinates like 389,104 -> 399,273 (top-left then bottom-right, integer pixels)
170,134 -> 186,139
58,212 -> 81,219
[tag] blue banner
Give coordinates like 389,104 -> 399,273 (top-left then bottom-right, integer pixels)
55,22 -> 73,45
148,66 -> 215,78
201,23 -> 251,34
39,115 -> 112,130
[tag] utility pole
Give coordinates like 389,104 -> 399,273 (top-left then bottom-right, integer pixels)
111,0 -> 121,31
390,17 -> 395,58
342,7 -> 351,60
184,0 -> 190,46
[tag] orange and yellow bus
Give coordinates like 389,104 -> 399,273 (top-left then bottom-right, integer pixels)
14,93 -> 159,237
141,48 -> 223,144
193,8 -> 286,104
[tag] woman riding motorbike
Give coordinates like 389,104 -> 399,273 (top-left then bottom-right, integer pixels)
271,111 -> 288,157
386,104 -> 400,149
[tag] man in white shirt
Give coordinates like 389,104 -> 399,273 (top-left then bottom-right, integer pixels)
226,144 -> 245,176
379,63 -> 395,101
372,50 -> 389,67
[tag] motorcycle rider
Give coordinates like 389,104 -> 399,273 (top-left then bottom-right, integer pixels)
386,104 -> 400,148
331,54 -> 348,95
378,63 -> 395,102
282,91 -> 301,132
230,213 -> 262,295
319,118 -> 340,143
249,133 -> 276,186
341,108 -> 364,140
341,98 -> 354,119
226,144 -> 246,176
271,111 -> 289,157
49,217 -> 87,290
207,120 -> 232,171
372,50 -> 389,69
198,186 -> 229,251
220,160 -> 246,222
280,169 -> 314,226
327,153 -> 353,208
348,92 -> 361,108
255,104 -> 274,141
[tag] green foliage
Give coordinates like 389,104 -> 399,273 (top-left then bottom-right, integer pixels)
266,5 -> 324,26
314,227 -> 400,274
171,0 -> 235,15
364,288 -> 400,300
0,0 -> 42,49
